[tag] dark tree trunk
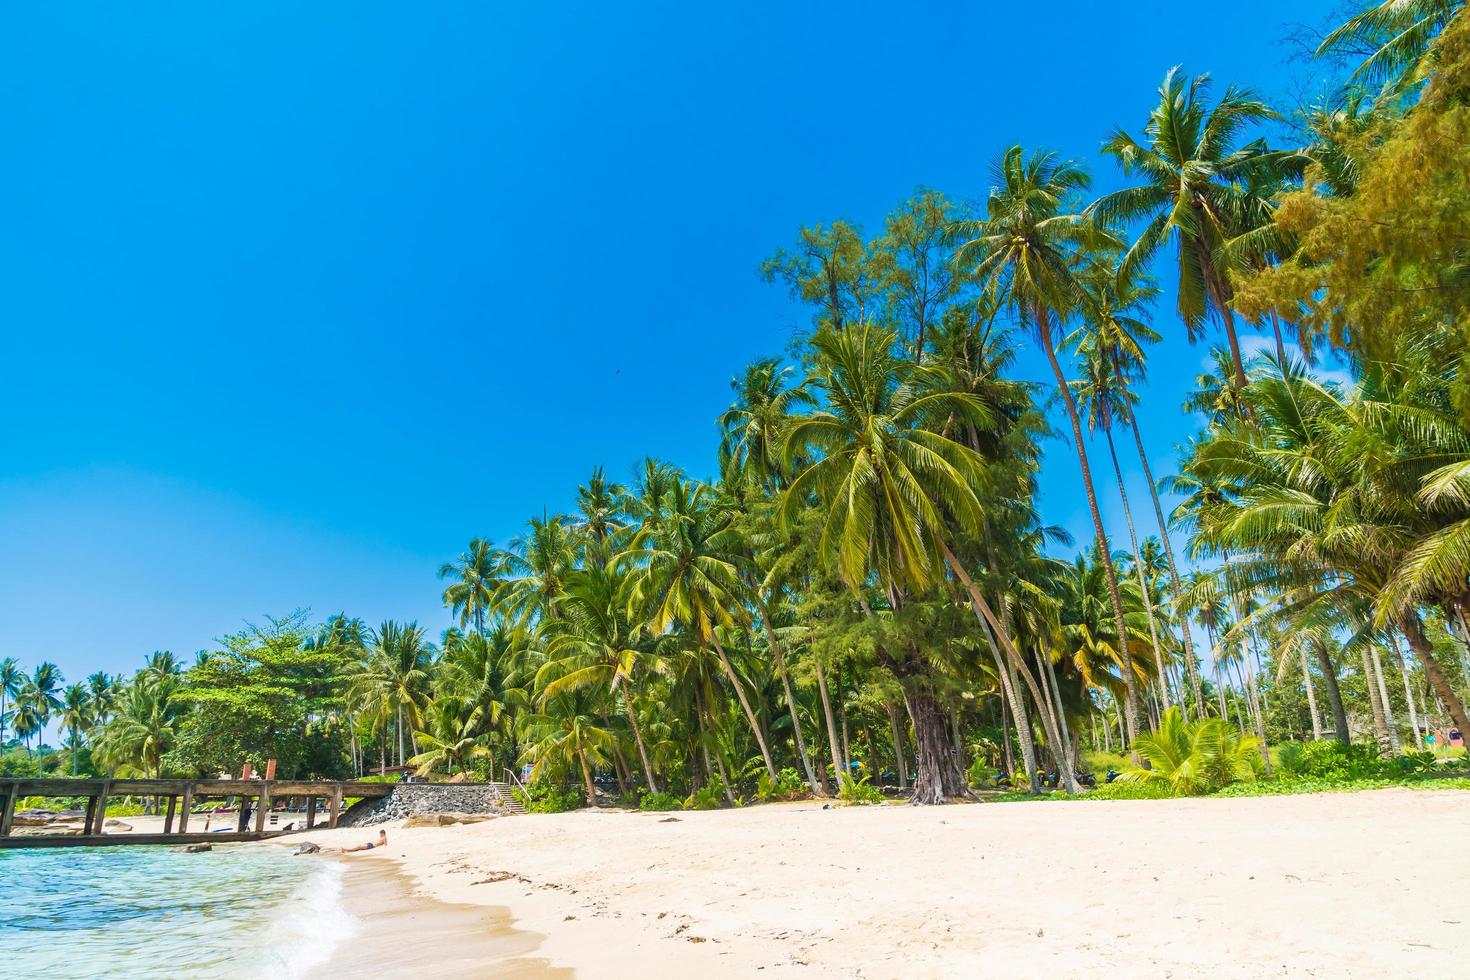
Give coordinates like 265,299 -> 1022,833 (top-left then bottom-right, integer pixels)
905,686 -> 969,805
1401,612 -> 1470,741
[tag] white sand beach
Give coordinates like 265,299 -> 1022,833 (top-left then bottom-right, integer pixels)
279,788 -> 1470,978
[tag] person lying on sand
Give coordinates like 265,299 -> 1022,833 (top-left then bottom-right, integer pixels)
340,829 -> 388,853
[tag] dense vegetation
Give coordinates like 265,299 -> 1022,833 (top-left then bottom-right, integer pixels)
5,2 -> 1470,807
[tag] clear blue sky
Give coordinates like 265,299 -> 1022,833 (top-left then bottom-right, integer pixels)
2,2 -> 1345,694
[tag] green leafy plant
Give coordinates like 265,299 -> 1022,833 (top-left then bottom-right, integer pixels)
755,767 -> 808,801
638,790 -> 684,812
1122,707 -> 1263,796
514,781 -> 583,814
837,774 -> 884,804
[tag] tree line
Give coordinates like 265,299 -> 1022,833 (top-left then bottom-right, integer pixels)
4,2 -> 1468,804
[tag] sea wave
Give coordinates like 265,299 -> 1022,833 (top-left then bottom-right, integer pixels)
253,858 -> 361,978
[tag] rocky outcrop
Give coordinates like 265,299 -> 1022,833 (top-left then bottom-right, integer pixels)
340,784 -> 510,827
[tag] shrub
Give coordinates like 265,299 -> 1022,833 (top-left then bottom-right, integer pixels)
1122,707 -> 1263,796
755,767 -> 808,802
837,774 -> 884,805
685,778 -> 729,811
514,781 -> 583,814
1276,739 -> 1380,780
638,791 -> 684,812
1086,780 -> 1179,801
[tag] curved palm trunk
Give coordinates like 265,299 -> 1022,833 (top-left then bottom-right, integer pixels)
1399,612 -> 1470,744
576,744 -> 597,807
1315,641 -> 1351,747
1038,313 -> 1138,745
618,677 -> 658,793
1301,650 -> 1324,741
756,596 -> 822,794
710,634 -> 779,781
1041,648 -> 1075,771
940,543 -> 1079,793
887,702 -> 908,790
1104,426 -> 1172,713
1205,266 -> 1250,391
1361,647 -> 1394,755
1124,404 -> 1205,716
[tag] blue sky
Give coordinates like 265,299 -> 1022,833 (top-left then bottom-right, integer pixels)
1,2 -> 1346,696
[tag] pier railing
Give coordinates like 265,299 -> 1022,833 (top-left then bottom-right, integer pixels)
0,776 -> 398,849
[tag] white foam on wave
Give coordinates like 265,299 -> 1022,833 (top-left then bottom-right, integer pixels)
253,858 -> 361,979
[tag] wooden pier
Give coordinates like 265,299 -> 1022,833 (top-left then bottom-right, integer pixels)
0,777 -> 396,849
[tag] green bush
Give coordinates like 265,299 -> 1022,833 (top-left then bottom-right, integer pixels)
1087,780 -> 1179,801
755,767 -> 808,802
685,778 -> 731,811
514,781 -> 583,814
638,790 -> 684,812
837,774 -> 884,805
1122,707 -> 1263,796
1275,740 -> 1380,780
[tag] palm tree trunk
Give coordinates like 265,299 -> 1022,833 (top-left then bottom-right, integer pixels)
397,704 -> 405,768
1399,612 -> 1470,744
1207,269 -> 1250,391
939,542 -> 1078,793
1301,649 -> 1324,741
1038,313 -> 1138,744
1392,634 -> 1423,749
756,596 -> 821,794
815,662 -> 846,789
1361,647 -> 1393,755
1124,404 -> 1205,716
1041,649 -> 1075,772
576,745 -> 596,807
618,678 -> 658,793
1104,426 -> 1172,712
887,702 -> 908,789
1315,641 -> 1351,747
1371,645 -> 1400,754
709,634 -> 778,781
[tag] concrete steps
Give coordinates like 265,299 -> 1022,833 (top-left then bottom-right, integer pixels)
488,782 -> 526,814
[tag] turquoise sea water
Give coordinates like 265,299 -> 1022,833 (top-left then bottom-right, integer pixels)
0,845 -> 357,978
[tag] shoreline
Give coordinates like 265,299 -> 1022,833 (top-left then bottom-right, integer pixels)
286,787 -> 1470,978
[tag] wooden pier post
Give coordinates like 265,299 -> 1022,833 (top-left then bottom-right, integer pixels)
254,784 -> 270,834
178,785 -> 193,834
89,774 -> 114,836
327,786 -> 342,828
0,781 -> 17,837
163,795 -> 177,834
306,795 -> 317,829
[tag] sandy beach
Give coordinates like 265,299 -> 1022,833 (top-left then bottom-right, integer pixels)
278,788 -> 1470,978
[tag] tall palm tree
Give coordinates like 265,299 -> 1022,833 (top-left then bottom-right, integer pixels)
624,476 -> 780,782
59,683 -> 92,775
28,662 -> 65,734
718,358 -> 813,491
1092,69 -> 1288,391
92,674 -> 180,779
357,621 -> 436,767
519,689 -> 617,806
86,672 -> 119,728
0,658 -> 21,744
778,321 -> 1077,799
439,537 -> 501,635
573,468 -> 630,570
539,565 -> 661,792
957,145 -> 1141,745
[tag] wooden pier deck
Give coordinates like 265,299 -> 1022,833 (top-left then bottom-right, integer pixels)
0,777 -> 396,849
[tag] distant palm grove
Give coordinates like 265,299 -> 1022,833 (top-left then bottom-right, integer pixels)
6,3 -> 1470,806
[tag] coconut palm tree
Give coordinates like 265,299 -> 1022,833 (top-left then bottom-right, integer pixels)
957,145 -> 1141,745
718,357 -> 814,491
539,564 -> 661,792
623,475 -> 779,782
439,537 -> 501,635
573,468 -> 631,570
86,672 -> 120,728
0,658 -> 21,744
1316,0 -> 1464,92
1091,69 -> 1288,391
519,689 -> 617,806
778,320 -> 1077,799
93,674 -> 180,780
356,621 -> 436,767
59,683 -> 92,775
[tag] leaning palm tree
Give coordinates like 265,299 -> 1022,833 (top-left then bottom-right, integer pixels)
957,145 -> 1141,745
778,320 -> 1077,799
1091,69 -> 1290,391
439,537 -> 502,635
